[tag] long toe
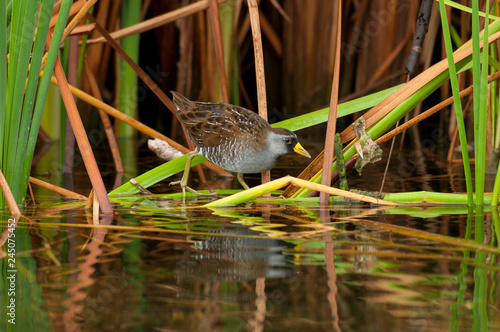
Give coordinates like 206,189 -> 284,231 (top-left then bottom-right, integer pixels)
185,186 -> 204,196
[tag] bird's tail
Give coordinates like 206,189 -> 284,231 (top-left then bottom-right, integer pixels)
170,91 -> 195,112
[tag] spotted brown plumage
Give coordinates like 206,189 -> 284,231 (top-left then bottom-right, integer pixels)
170,91 -> 311,196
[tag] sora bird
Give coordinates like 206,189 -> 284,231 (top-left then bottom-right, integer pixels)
170,91 -> 311,196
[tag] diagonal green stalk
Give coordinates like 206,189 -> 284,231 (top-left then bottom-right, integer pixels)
274,84 -> 403,132
443,0 -> 500,21
437,0 -> 474,206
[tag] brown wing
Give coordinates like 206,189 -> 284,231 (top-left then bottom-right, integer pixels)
173,92 -> 270,150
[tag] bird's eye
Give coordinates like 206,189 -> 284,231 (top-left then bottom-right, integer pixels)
283,137 -> 291,144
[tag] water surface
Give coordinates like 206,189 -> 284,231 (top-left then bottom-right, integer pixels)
1,144 -> 499,331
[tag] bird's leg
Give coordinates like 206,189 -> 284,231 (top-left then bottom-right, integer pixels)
170,151 -> 204,197
236,173 -> 250,190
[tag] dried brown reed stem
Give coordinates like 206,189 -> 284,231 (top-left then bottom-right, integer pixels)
247,0 -> 270,187
29,177 -> 88,201
140,0 -> 153,21
0,170 -> 21,216
238,10 -> 283,57
209,0 -> 229,102
64,36 -> 78,174
87,0 -> 229,45
69,23 -> 95,36
87,0 -> 120,84
27,181 -> 36,206
85,190 -> 94,210
52,0 -> 64,13
197,11 -> 213,100
92,193 -> 99,225
175,16 -> 194,95
247,0 -> 267,120
174,16 -> 210,187
367,32 -> 412,86
62,0 -> 98,37
83,58 -> 124,172
54,58 -> 113,214
320,1 -> 342,205
269,0 -> 290,22
86,14 -> 178,115
280,1 -> 339,115
258,10 -> 282,57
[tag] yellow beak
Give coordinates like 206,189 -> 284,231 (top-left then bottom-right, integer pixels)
293,142 -> 311,158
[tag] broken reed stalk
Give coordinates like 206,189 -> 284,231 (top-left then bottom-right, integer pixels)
53,58 -> 113,214
247,0 -> 271,187
320,0 -> 342,204
204,176 -> 400,207
0,169 -> 21,217
209,0 -> 229,102
85,189 -> 94,210
83,58 -> 124,172
29,177 -> 88,201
